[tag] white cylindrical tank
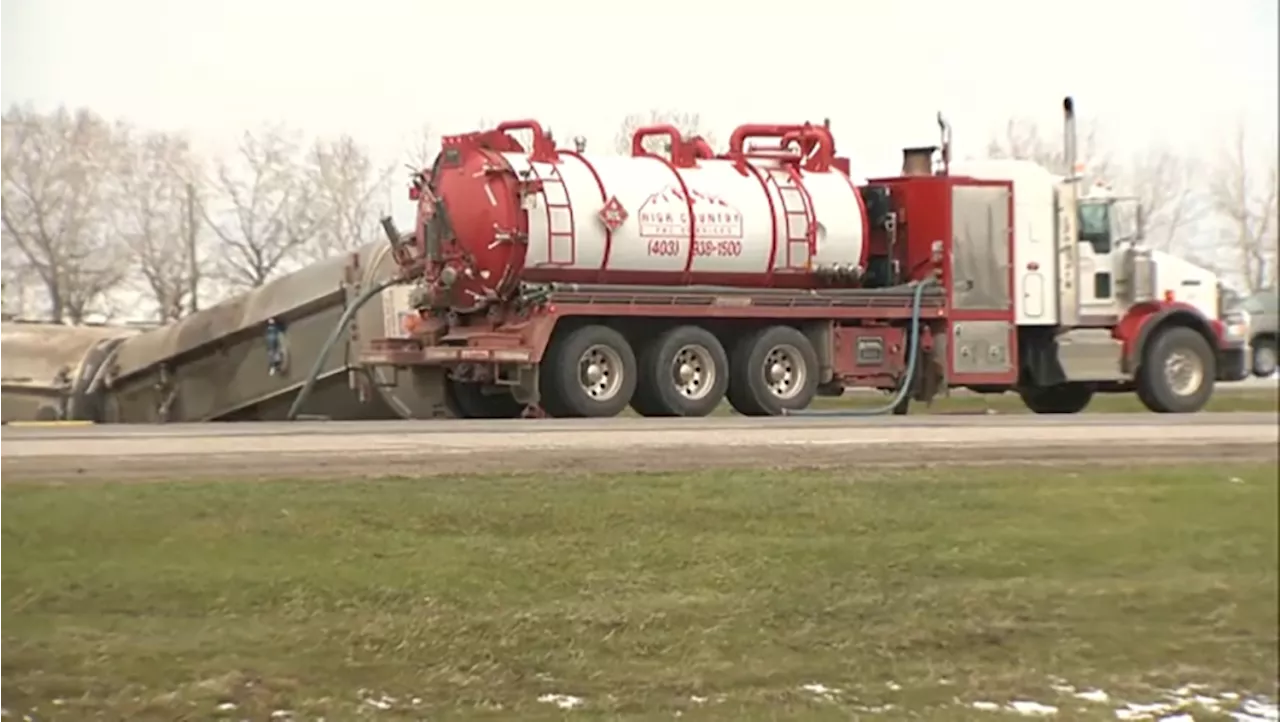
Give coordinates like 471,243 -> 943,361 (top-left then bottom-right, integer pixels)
420,121 -> 869,311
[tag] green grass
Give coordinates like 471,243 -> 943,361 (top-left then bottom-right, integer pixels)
3,465 -> 1278,721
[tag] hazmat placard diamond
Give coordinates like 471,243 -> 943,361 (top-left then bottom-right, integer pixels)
598,196 -> 628,231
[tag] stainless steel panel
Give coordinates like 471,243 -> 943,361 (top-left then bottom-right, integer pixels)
951,321 -> 1014,375
951,184 -> 1012,311
1055,328 -> 1126,381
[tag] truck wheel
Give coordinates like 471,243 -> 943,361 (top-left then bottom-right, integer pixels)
631,325 -> 729,417
726,325 -> 819,416
1136,326 -> 1216,413
1253,337 -> 1277,378
1018,383 -> 1094,414
539,324 -> 637,418
445,379 -> 525,419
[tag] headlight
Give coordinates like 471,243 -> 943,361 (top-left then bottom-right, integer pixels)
1223,309 -> 1251,340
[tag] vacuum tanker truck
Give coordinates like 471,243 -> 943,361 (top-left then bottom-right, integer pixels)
344,97 -> 1251,418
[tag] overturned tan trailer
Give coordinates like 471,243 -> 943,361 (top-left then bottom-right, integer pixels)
1,321 -> 146,423
1,241 -> 452,423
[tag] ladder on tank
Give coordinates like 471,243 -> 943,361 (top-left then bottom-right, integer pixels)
767,167 -> 816,270
530,162 -> 576,266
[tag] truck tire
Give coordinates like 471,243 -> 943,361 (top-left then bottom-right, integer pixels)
726,325 -> 819,416
1252,337 -> 1277,378
631,325 -> 729,417
1018,383 -> 1094,414
539,324 -> 637,418
1136,325 -> 1216,413
445,379 -> 525,419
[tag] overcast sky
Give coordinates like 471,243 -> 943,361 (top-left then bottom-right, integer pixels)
4,0 -> 1277,182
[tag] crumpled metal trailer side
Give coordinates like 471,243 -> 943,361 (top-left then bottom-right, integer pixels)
1,322 -> 145,423
2,242 -> 451,423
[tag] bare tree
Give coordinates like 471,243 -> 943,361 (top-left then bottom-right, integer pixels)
403,123 -> 437,170
986,117 -> 1205,255
201,125 -> 317,288
0,105 -> 130,323
111,126 -> 206,321
1207,123 -> 1279,293
302,135 -> 396,262
615,110 -> 715,156
1,235 -> 35,319
985,116 -> 1112,180
1116,145 -> 1203,253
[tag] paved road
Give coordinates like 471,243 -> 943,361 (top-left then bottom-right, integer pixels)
2,413 -> 1275,482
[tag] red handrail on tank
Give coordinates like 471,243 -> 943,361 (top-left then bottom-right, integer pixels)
780,126 -> 836,172
726,123 -> 837,173
630,124 -> 709,168
495,119 -> 557,162
727,124 -> 806,155
688,136 -> 715,159
726,124 -> 805,174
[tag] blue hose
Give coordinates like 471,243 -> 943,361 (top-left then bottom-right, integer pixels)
783,278 -> 935,417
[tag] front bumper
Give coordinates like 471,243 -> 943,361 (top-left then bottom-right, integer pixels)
1217,340 -> 1251,382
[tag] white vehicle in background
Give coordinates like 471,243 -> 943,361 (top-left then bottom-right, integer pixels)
1236,289 -> 1278,377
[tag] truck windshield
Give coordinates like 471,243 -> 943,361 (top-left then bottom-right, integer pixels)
1078,202 -> 1111,255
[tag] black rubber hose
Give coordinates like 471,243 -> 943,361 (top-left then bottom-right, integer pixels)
782,278 -> 935,417
285,278 -> 400,421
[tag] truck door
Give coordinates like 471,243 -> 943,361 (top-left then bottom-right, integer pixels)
1076,199 -> 1120,320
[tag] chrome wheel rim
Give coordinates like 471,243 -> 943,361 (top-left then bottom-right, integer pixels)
670,344 -> 716,401
1256,346 -> 1277,375
579,344 -> 624,401
763,344 -> 805,399
1164,350 -> 1204,397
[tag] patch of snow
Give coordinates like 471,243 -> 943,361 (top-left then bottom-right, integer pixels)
1223,693 -> 1242,701
855,703 -> 898,713
800,683 -> 842,700
269,711 -> 293,720
939,678 -> 954,686
1052,683 -> 1077,694
1241,698 -> 1279,720
363,696 -> 394,711
1076,689 -> 1111,703
690,696 -> 707,705
537,694 -> 583,710
410,698 -> 422,706
51,700 -> 65,707
1157,715 -> 1194,722
1008,700 -> 1058,716
1192,696 -> 1221,710
886,681 -> 902,691
1116,702 -> 1176,720
215,702 -> 237,712
973,701 -> 1001,711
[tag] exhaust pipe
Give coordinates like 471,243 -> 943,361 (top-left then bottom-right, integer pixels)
936,112 -> 952,176
1062,96 -> 1078,179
